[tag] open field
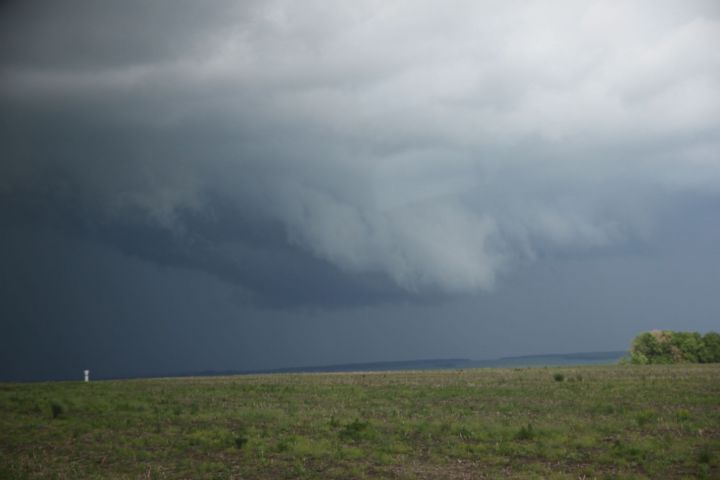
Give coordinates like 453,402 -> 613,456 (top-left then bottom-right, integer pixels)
1,364 -> 719,479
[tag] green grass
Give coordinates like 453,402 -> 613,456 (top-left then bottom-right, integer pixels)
1,364 -> 719,479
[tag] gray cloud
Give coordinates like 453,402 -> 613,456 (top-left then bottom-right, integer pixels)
2,0 -> 719,300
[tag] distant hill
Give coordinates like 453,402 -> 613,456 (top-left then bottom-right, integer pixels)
242,358 -> 472,374
173,350 -> 627,379
489,350 -> 628,366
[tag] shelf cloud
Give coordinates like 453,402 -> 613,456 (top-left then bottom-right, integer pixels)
2,0 -> 719,301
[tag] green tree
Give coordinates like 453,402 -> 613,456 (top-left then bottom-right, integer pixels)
702,332 -> 720,363
670,331 -> 704,363
631,331 -> 670,364
628,330 -> 720,364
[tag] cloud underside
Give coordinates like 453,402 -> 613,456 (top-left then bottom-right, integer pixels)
1,0 -> 719,304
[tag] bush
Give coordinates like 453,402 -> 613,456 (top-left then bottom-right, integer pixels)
515,423 -> 535,440
338,418 -> 372,442
50,402 -> 64,419
234,434 -> 249,449
553,373 -> 565,382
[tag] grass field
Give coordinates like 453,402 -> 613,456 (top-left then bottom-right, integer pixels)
1,364 -> 718,479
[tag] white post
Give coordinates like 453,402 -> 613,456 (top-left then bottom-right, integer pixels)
84,369 -> 90,382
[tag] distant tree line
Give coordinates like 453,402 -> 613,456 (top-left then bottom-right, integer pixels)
629,330 -> 720,364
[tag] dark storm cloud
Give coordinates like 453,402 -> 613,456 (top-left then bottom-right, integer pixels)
0,0 -> 250,68
2,0 -> 719,304
0,188 -> 417,308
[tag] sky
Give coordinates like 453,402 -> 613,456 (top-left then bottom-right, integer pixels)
1,0 -> 719,381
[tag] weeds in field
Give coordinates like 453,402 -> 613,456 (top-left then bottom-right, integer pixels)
698,446 -> 712,464
676,408 -> 691,422
636,409 -> 656,427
